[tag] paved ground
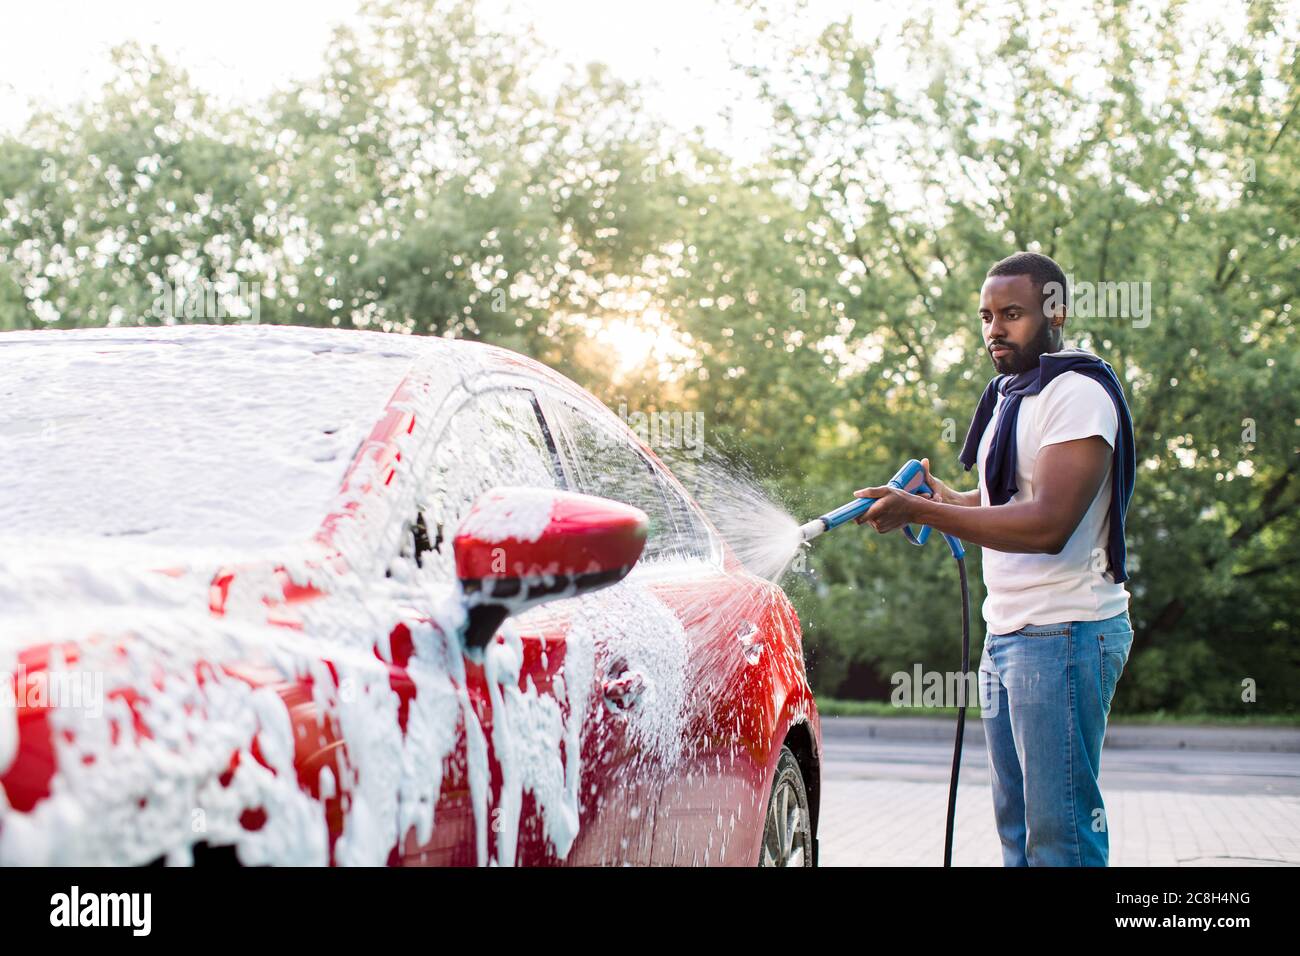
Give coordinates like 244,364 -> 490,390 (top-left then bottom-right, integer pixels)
818,716 -> 1300,867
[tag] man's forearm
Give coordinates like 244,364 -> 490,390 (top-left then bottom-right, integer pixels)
911,495 -> 1064,554
939,486 -> 982,507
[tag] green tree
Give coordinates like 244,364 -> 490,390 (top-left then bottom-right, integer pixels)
1,0 -> 1294,715
722,0 -> 1299,712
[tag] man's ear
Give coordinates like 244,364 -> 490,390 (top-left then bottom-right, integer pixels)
1050,307 -> 1068,345
1041,307 -> 1067,352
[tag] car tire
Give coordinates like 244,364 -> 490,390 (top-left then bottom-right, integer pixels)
759,745 -> 813,867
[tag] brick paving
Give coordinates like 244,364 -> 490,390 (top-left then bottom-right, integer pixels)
817,717 -> 1300,867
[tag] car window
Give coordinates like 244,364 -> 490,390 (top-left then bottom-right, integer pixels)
534,393 -> 715,566
407,387 -> 563,578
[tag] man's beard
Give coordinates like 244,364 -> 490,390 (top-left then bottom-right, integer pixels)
989,318 -> 1055,375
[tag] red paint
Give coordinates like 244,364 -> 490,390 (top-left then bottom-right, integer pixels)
1,342 -> 821,867
453,490 -> 648,582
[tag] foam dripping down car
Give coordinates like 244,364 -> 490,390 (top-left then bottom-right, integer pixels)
0,324 -> 821,866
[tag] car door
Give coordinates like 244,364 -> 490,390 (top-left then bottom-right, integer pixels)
639,511 -> 789,867
390,384 -> 654,866
532,391 -> 769,865
633,476 -> 778,866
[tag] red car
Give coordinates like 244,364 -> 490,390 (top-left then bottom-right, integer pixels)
0,325 -> 820,866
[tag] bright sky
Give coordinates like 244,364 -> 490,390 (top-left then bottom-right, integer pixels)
0,0 -> 877,375
0,0 -> 1264,161
0,0 -> 867,162
0,0 -> 1257,375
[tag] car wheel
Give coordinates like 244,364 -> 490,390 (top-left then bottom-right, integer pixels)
759,745 -> 813,867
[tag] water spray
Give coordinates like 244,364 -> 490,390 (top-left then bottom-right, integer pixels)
799,458 -> 971,868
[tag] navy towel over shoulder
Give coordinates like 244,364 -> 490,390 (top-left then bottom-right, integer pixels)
958,349 -> 1136,583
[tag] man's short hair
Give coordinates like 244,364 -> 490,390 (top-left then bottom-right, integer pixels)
987,251 -> 1068,318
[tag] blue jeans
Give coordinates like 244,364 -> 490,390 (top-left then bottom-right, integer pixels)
978,610 -> 1134,866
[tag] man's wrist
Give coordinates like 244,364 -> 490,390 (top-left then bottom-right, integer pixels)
912,494 -> 941,525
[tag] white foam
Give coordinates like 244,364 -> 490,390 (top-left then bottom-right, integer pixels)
457,487 -> 555,544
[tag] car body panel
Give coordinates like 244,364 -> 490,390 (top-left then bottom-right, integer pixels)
0,325 -> 820,866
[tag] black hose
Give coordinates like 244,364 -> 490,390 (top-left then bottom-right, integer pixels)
944,554 -> 971,867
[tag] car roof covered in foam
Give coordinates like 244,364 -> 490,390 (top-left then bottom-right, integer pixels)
0,324 -> 560,553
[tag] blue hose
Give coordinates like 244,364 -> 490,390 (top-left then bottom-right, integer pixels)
800,458 -> 965,558
799,457 -> 970,865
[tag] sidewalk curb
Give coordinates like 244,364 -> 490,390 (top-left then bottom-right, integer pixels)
821,715 -> 1300,753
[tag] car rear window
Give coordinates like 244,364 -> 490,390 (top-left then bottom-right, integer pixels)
0,331 -> 414,551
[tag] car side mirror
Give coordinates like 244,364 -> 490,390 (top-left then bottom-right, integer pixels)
454,487 -> 648,648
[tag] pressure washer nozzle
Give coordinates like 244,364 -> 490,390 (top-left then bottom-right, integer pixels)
799,519 -> 827,542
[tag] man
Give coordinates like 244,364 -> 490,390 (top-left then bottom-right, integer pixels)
855,251 -> 1136,866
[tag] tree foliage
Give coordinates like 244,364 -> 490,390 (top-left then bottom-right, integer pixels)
1,0 -> 1294,713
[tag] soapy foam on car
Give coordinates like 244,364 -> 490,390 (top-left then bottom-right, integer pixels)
456,487 -> 555,543
0,329 -> 481,865
0,330 -> 415,550
0,326 -> 810,867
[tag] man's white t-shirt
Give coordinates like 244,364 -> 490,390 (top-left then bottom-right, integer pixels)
975,370 -> 1130,635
